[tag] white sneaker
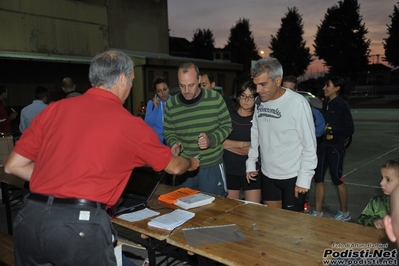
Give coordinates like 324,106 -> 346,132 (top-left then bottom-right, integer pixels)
333,211 -> 351,222
309,210 -> 324,217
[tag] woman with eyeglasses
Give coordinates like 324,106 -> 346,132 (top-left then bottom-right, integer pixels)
223,81 -> 261,203
144,77 -> 171,144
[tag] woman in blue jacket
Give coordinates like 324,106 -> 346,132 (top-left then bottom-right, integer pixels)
144,77 -> 171,144
311,76 -> 355,221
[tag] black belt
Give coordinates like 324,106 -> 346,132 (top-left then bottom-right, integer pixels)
28,193 -> 105,209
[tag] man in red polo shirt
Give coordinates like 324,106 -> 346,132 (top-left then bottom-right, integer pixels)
5,50 -> 199,266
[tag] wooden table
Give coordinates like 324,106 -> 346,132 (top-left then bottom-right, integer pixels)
167,203 -> 390,266
113,185 -> 244,239
112,184 -> 245,265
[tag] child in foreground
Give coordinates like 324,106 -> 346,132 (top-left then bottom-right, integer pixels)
357,158 -> 399,228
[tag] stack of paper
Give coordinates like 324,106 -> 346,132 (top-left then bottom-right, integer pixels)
175,193 -> 215,209
158,187 -> 199,204
148,209 -> 195,230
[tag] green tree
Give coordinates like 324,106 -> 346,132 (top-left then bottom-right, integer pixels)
383,2 -> 399,67
225,18 -> 260,74
314,0 -> 370,76
190,29 -> 215,60
269,7 -> 313,77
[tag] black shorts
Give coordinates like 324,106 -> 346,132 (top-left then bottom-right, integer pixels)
226,172 -> 261,191
261,173 -> 305,212
314,146 -> 346,185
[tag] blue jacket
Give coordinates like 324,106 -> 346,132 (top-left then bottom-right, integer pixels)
144,95 -> 171,144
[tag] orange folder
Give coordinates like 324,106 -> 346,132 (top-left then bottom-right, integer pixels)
158,187 -> 199,204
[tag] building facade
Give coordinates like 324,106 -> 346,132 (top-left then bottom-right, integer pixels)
0,0 -> 242,116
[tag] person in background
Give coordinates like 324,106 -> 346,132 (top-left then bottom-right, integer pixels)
0,85 -> 17,134
61,77 -> 81,98
357,158 -> 399,228
282,75 -> 325,138
5,50 -> 199,266
200,73 -> 216,90
246,58 -> 317,212
144,77 -> 171,144
136,101 -> 146,118
311,76 -> 355,221
223,81 -> 260,203
164,62 -> 232,196
200,72 -> 234,110
19,86 -> 49,133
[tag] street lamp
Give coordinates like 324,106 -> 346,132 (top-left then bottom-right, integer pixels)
260,50 -> 265,58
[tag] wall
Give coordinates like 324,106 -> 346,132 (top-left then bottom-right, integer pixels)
0,0 -> 108,56
107,0 -> 169,53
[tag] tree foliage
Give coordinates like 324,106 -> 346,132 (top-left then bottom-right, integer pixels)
383,2 -> 399,67
190,29 -> 215,60
225,18 -> 260,74
269,7 -> 313,77
313,0 -> 370,76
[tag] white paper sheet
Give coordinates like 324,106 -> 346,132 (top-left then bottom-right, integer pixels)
117,208 -> 160,222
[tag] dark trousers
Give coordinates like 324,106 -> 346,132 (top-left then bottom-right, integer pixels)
14,196 -> 117,266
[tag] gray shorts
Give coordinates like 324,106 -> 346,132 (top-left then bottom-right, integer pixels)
175,163 -> 228,197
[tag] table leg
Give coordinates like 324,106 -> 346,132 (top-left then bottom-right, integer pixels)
146,237 -> 157,266
1,182 -> 12,235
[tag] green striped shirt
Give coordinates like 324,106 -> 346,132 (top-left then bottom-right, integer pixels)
164,89 -> 232,168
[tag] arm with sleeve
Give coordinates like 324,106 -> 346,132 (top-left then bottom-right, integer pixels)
357,194 -> 390,227
207,96 -> 232,147
144,100 -> 156,127
163,97 -> 180,147
296,101 -> 317,189
246,109 -> 259,173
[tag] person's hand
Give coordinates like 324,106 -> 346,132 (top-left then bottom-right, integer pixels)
246,170 -> 259,183
188,157 -> 200,171
373,218 -> 385,229
294,185 -> 308,198
198,133 -> 209,149
153,95 -> 159,108
171,142 -> 181,156
9,112 -> 17,120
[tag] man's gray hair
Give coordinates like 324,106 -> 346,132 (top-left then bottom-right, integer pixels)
251,58 -> 283,81
89,50 -> 134,89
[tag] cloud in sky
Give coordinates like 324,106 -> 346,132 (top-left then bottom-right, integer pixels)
168,0 -> 395,72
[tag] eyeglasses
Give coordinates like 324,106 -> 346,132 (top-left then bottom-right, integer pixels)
239,93 -> 255,101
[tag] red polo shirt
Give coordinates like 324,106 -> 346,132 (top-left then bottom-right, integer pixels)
13,88 -> 172,208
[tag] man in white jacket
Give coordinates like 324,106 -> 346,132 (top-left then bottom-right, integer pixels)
245,58 -> 317,211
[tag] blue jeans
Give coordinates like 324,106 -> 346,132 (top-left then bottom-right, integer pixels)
14,196 -> 117,266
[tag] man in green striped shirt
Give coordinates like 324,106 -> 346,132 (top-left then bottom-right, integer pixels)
164,62 -> 232,196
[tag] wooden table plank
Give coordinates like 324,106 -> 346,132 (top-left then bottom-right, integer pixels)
167,203 -> 390,266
